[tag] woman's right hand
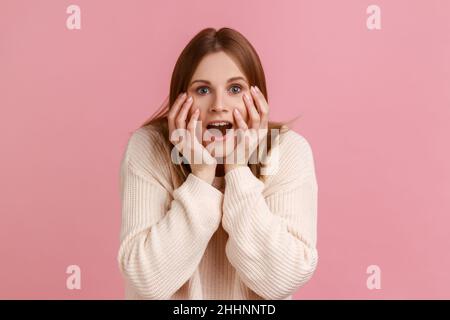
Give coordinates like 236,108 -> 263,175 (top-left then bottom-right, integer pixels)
168,92 -> 217,185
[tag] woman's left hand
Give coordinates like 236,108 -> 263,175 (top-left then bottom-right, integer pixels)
224,85 -> 269,173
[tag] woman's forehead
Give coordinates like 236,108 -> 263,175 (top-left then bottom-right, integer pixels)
191,52 -> 248,84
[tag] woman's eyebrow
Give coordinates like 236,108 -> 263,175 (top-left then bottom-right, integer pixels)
189,76 -> 248,86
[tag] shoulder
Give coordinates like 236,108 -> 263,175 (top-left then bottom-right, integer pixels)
263,128 -> 317,186
121,124 -> 172,182
279,129 -> 315,166
279,129 -> 314,154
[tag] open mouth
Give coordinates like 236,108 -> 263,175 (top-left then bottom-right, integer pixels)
206,121 -> 233,141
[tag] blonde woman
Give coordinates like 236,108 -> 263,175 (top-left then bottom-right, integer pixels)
117,27 -> 319,300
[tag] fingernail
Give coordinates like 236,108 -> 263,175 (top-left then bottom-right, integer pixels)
255,86 -> 260,92
250,86 -> 256,94
244,93 -> 249,100
187,96 -> 193,102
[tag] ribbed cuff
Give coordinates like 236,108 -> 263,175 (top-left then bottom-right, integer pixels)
173,173 -> 224,231
223,166 -> 266,228
224,166 -> 264,193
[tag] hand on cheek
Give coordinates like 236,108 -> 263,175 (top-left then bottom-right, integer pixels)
224,86 -> 270,174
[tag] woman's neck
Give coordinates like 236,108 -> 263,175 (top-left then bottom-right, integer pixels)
215,164 -> 225,177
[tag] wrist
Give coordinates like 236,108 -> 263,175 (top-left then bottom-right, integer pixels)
224,163 -> 246,174
192,168 -> 216,185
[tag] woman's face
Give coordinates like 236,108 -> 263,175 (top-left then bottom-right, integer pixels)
187,51 -> 250,158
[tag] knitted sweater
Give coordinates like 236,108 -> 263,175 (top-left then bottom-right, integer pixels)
117,124 -> 319,300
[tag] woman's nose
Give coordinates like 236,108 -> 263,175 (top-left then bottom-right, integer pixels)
209,104 -> 229,113
209,93 -> 230,113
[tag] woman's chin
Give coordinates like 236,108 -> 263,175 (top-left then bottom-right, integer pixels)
203,137 -> 236,160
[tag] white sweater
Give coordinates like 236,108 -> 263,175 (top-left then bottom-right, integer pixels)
117,124 -> 319,300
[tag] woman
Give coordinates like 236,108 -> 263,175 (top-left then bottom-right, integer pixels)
117,27 -> 319,300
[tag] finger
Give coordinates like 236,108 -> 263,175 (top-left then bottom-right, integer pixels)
186,108 -> 200,160
250,86 -> 269,127
168,92 -> 187,133
243,92 -> 260,129
233,109 -> 248,130
192,110 -> 207,159
175,95 -> 193,130
187,108 -> 200,140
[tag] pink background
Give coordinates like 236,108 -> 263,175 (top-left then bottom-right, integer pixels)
1,0 -> 449,299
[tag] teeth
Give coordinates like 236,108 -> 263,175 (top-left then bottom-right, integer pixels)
208,122 -> 230,127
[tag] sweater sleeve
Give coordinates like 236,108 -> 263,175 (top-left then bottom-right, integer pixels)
222,131 -> 318,300
117,130 -> 224,300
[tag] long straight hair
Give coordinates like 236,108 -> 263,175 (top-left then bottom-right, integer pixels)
139,27 -> 300,182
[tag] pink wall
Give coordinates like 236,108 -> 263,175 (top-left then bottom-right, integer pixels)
1,0 -> 449,299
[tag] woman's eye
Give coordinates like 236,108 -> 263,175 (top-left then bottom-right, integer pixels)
196,87 -> 210,95
229,85 -> 242,94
